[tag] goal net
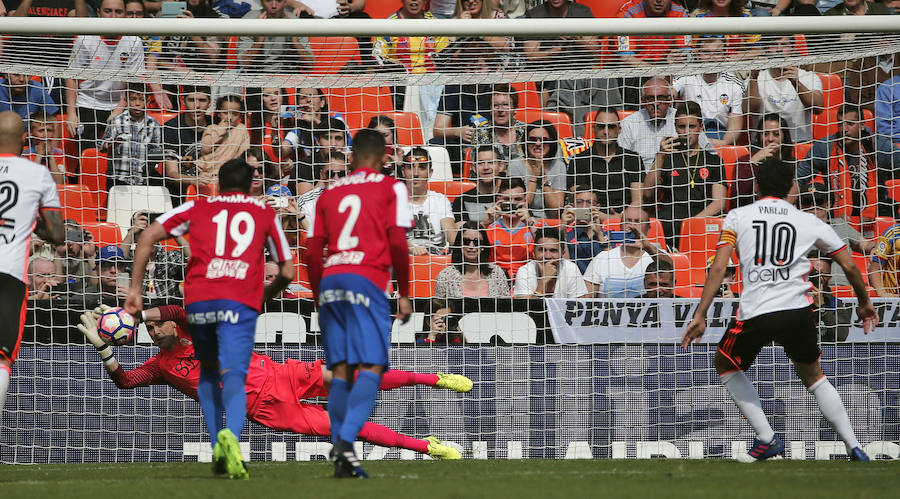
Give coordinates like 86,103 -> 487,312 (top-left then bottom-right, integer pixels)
1,14 -> 899,463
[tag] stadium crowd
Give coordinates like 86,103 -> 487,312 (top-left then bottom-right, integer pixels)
4,0 -> 900,342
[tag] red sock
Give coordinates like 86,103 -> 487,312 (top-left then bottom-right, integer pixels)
357,422 -> 430,454
378,370 -> 439,390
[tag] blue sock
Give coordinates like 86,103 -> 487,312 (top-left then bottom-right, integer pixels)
339,371 -> 381,444
328,378 -> 350,444
221,369 -> 247,437
197,367 -> 223,446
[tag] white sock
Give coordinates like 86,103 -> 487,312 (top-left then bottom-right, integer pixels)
721,370 -> 775,442
0,364 -> 9,412
809,377 -> 862,453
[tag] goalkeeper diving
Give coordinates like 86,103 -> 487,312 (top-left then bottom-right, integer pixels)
78,304 -> 469,468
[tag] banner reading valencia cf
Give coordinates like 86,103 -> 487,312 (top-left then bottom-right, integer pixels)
544,298 -> 900,344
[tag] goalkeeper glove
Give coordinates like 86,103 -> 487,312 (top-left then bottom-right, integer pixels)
77,306 -> 116,367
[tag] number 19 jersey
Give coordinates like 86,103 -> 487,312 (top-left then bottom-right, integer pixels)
158,193 -> 292,312
718,197 -> 846,321
309,168 -> 412,291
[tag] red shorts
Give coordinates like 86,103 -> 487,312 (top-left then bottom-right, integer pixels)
249,359 -> 331,436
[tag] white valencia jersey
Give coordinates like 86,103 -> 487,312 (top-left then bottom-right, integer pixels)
719,197 -> 846,321
0,154 -> 61,283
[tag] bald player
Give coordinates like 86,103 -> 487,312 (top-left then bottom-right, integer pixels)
0,111 -> 65,416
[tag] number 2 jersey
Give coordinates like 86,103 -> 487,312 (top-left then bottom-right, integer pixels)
309,168 -> 412,291
158,193 -> 292,312
718,197 -> 846,321
0,154 -> 61,283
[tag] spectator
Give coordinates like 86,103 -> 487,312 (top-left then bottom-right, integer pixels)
544,77 -> 623,139
732,113 -> 795,208
248,87 -> 294,172
673,36 -> 746,145
484,177 -> 535,279
638,257 -> 675,298
434,221 -> 510,298
823,0 -> 891,15
452,146 -> 506,223
618,77 -> 714,171
432,81 -> 493,174
27,257 -> 61,301
263,183 -> 304,248
707,253 -> 738,298
690,0 -> 763,60
291,116 -> 347,194
295,0 -> 374,65
65,0 -> 145,151
23,112 -> 67,184
770,0 -> 822,15
497,0 -> 528,17
196,94 -> 250,183
366,114 -> 401,174
508,120 -> 566,219
523,0 -> 599,71
7,0 -> 89,69
162,85 -> 212,201
239,0 -> 314,74
10,0 -> 86,17
297,150 -> 350,230
798,180 -> 874,262
55,221 -> 97,296
645,101 -> 726,249
514,226 -> 589,298
373,0 -> 450,74
797,103 -> 900,224
0,73 -> 59,121
246,147 -> 266,197
398,148 -> 455,255
99,83 -> 164,188
83,245 -> 130,306
452,0 -> 519,69
122,0 -> 171,111
264,260 -> 299,298
567,108 -> 644,219
807,249 -> 852,342
745,35 -> 824,143
870,222 -> 900,297
157,0 -> 223,77
584,205 -> 663,298
617,0 -> 690,108
283,87 -> 338,157
875,71 -> 900,143
560,186 -> 612,273
472,84 -> 527,162
119,212 -> 189,299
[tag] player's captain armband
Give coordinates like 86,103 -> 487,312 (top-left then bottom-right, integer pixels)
718,229 -> 737,248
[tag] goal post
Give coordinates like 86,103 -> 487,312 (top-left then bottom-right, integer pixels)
1,15 -> 899,463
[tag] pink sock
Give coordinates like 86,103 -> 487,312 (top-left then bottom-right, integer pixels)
358,422 -> 430,454
378,370 -> 439,390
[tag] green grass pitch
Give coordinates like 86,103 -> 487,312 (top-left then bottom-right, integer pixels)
2,460 -> 898,499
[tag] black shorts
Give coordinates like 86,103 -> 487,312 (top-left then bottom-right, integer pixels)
717,306 -> 820,371
0,273 -> 27,363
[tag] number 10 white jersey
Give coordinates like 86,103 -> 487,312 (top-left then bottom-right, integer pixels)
718,197 -> 846,321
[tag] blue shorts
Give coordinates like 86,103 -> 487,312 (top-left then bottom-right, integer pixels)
318,273 -> 392,369
185,299 -> 258,375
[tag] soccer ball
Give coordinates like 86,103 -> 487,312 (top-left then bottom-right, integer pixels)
98,307 -> 137,345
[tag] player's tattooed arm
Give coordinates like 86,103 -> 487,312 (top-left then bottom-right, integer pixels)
36,208 -> 65,245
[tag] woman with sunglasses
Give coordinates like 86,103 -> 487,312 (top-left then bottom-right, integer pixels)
508,120 -> 566,219
402,148 -> 457,255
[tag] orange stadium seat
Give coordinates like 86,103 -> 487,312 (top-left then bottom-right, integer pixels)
670,253 -> 702,298
583,110 -> 599,140
874,216 -> 896,238
364,0 -> 401,18
462,146 -> 473,180
863,108 -> 876,134
57,184 -> 98,225
713,145 -> 748,187
812,73 -> 843,140
427,180 -> 475,203
309,36 -> 361,74
678,217 -> 725,285
147,110 -> 177,126
79,148 -> 108,218
81,221 -> 122,247
579,0 -> 629,17
185,183 -> 219,203
224,36 -> 239,69
601,217 -> 668,252
515,110 -> 574,139
410,254 -> 451,298
361,111 -> 424,146
326,87 -> 394,132
510,81 -> 542,113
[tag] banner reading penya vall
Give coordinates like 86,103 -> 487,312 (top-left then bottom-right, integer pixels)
545,298 -> 900,344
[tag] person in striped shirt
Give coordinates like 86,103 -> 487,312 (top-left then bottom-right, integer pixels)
99,83 -> 163,188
